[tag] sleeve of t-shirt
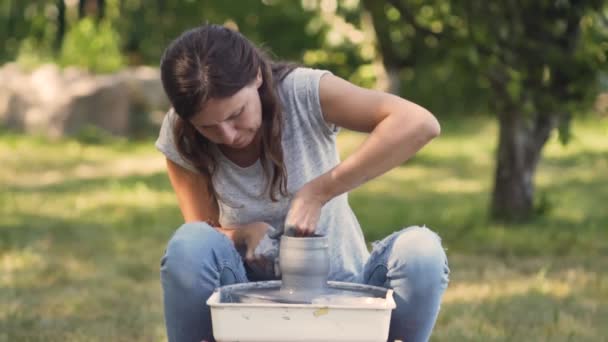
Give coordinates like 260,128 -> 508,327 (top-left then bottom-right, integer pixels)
287,67 -> 340,137
155,109 -> 199,173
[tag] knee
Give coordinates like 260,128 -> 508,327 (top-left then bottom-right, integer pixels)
389,226 -> 449,289
160,222 -> 230,289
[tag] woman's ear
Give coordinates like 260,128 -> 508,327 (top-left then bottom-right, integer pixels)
255,67 -> 263,88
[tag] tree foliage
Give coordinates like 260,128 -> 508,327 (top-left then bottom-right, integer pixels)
0,1 -> 327,70
362,0 -> 607,220
2,0 -> 607,221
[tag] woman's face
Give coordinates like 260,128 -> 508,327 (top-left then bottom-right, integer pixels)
190,72 -> 263,150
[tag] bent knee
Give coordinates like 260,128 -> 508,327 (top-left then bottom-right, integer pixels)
165,222 -> 225,260
394,226 -> 446,261
389,226 -> 449,286
160,222 -> 230,287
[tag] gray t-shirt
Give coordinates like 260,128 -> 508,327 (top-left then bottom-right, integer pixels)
155,67 -> 369,282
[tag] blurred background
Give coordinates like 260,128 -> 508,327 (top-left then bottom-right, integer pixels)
1,0 -> 607,341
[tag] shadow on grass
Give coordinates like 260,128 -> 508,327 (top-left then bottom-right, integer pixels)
405,153 -> 482,177
7,171 -> 172,194
436,288 -> 607,341
435,115 -> 496,137
350,156 -> 608,257
1,200 -> 181,250
541,149 -> 608,168
1,204 -> 173,341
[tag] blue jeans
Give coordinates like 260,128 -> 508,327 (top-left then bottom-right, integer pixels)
161,222 -> 449,342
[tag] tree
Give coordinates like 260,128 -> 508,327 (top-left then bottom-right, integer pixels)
0,0 -> 325,68
361,0 -> 455,94
363,0 -> 608,221
55,0 -> 66,53
463,0 -> 607,221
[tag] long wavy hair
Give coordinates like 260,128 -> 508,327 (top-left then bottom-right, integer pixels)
160,24 -> 297,202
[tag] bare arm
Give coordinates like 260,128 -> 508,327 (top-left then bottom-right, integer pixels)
314,73 -> 440,201
165,158 -> 237,241
166,158 -> 275,265
285,74 -> 440,235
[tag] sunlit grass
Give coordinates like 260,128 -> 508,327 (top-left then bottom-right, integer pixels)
435,256 -> 608,341
344,116 -> 608,257
1,116 -> 606,341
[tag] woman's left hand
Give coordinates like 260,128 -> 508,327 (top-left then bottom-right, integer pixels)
284,181 -> 329,237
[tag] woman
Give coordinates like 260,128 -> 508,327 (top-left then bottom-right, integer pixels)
157,24 -> 449,342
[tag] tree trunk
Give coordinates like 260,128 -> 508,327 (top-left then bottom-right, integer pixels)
54,0 -> 66,53
362,0 -> 408,95
78,0 -> 103,19
78,0 -> 85,18
491,111 -> 534,220
97,0 -> 105,19
491,109 -> 557,221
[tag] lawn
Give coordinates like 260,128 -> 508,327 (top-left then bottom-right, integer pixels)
1,116 -> 607,341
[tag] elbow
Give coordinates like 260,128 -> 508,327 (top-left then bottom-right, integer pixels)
427,111 -> 441,139
417,109 -> 440,141
389,104 -> 440,143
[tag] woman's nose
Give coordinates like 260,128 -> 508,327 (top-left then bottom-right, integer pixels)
216,123 -> 236,145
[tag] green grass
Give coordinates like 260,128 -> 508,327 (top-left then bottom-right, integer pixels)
1,116 -> 607,341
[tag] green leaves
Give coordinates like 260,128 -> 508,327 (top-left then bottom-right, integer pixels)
60,18 -> 123,73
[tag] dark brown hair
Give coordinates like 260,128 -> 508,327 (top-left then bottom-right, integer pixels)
160,24 -> 297,202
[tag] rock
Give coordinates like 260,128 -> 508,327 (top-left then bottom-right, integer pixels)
61,74 -> 131,136
0,64 -> 169,138
122,66 -> 169,111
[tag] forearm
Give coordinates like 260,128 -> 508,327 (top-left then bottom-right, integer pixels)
215,226 -> 245,246
215,223 -> 273,250
215,226 -> 234,240
314,110 -> 440,202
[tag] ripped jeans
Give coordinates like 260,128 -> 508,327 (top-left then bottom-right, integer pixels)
160,223 -> 450,342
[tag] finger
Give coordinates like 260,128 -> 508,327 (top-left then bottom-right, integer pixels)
245,250 -> 255,264
250,255 -> 261,268
298,227 -> 314,237
284,225 -> 297,237
254,256 -> 267,269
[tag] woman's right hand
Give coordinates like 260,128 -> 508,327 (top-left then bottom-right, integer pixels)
232,222 -> 274,269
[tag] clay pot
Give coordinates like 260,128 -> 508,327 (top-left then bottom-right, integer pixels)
279,235 -> 329,292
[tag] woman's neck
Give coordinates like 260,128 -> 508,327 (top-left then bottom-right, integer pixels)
219,132 -> 262,168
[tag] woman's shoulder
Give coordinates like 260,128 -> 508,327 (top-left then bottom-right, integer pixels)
277,67 -> 338,136
279,67 -> 331,90
277,66 -> 332,108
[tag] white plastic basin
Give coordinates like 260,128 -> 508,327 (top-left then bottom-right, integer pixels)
207,281 -> 395,342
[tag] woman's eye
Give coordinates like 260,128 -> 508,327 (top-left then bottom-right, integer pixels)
230,110 -> 243,120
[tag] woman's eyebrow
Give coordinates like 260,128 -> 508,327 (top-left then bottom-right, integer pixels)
227,106 -> 244,118
200,106 -> 243,128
